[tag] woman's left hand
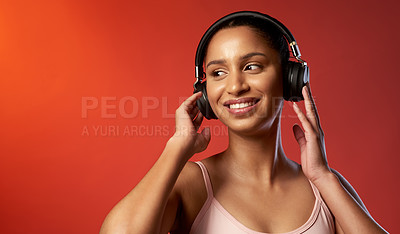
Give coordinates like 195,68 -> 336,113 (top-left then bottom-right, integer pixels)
292,85 -> 331,183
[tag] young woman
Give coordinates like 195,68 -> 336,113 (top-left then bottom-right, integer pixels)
100,11 -> 387,234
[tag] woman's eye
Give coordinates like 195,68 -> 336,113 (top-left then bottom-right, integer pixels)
244,64 -> 260,71
212,70 -> 226,77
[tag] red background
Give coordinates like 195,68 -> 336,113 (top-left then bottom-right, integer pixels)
0,0 -> 398,233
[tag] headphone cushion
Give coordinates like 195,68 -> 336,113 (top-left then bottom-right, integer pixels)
194,81 -> 217,119
284,61 -> 309,101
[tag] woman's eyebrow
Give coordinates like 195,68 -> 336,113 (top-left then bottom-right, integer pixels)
206,59 -> 226,68
240,52 -> 267,60
206,52 -> 266,68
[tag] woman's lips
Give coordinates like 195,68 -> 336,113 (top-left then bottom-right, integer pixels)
223,97 -> 260,115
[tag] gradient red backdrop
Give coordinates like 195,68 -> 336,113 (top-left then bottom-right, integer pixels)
0,0 -> 398,233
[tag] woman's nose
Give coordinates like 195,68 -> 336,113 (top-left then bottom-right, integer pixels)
226,71 -> 250,96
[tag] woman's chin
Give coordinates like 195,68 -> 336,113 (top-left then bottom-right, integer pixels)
219,115 -> 277,137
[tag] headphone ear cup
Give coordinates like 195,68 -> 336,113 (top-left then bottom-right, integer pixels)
283,62 -> 293,101
284,61 -> 309,102
194,81 -> 218,120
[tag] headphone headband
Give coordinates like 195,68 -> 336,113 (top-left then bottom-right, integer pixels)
195,11 -> 303,79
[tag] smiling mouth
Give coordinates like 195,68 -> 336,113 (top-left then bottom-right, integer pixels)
223,98 -> 260,110
228,101 -> 256,109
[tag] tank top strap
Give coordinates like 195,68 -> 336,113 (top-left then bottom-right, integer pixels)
308,180 -> 323,201
194,161 -> 214,198
308,180 -> 336,232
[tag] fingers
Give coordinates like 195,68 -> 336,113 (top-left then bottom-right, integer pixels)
175,91 -> 200,115
177,92 -> 202,116
193,111 -> 204,131
302,86 -> 317,128
302,86 -> 323,135
188,105 -> 200,120
183,92 -> 202,110
292,124 -> 306,152
174,92 -> 206,133
292,101 -> 317,137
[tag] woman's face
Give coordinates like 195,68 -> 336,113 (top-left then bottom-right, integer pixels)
205,26 -> 284,134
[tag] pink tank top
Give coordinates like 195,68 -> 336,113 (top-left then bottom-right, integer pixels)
190,161 -> 335,234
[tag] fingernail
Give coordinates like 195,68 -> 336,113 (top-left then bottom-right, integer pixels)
292,102 -> 298,109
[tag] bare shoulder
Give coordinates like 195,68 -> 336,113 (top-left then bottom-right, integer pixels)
172,161 -> 208,232
330,168 -> 370,216
175,161 -> 205,192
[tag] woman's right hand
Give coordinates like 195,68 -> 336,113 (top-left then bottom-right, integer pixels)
100,92 -> 211,234
170,92 -> 211,157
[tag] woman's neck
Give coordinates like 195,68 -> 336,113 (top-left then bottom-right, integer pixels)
221,116 -> 295,183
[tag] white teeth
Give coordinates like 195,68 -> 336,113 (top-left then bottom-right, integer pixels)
229,101 -> 255,109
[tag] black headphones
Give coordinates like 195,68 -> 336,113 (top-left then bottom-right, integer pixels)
193,11 -> 309,120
